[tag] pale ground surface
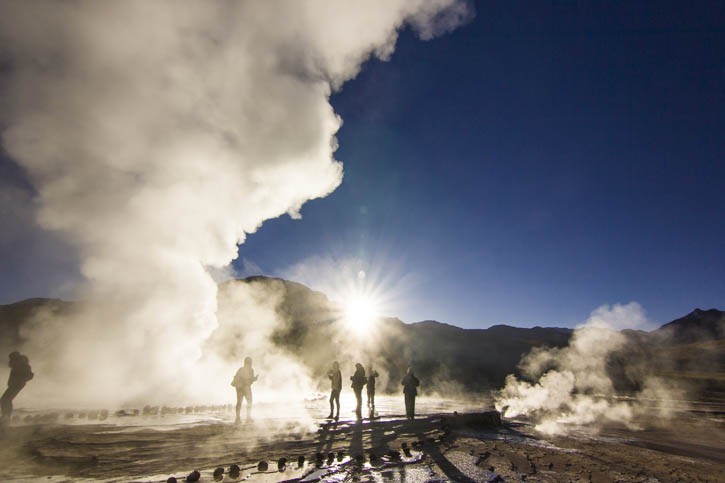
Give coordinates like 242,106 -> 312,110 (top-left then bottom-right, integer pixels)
0,395 -> 723,482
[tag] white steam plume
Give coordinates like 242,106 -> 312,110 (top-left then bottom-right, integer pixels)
0,1 -> 473,406
495,302 -> 681,435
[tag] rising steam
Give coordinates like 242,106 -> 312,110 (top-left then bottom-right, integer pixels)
495,302 -> 682,435
0,1 -> 473,406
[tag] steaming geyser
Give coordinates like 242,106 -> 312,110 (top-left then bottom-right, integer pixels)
0,0 -> 473,406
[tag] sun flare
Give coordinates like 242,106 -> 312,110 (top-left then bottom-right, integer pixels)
343,293 -> 380,334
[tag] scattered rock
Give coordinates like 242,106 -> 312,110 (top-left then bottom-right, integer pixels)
297,455 -> 305,468
257,460 -> 268,472
229,464 -> 240,478
213,466 -> 224,480
386,450 -> 401,460
186,470 -> 200,482
475,451 -> 491,466
166,477 -> 177,483
277,457 -> 287,471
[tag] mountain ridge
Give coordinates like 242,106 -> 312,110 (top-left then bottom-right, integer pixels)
1,275 -> 722,394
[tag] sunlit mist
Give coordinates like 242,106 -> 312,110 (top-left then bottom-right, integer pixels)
343,292 -> 380,334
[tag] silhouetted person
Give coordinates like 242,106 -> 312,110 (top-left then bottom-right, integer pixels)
327,361 -> 341,420
401,367 -> 419,420
231,356 -> 257,423
1,352 -> 33,426
366,365 -> 379,411
350,363 -> 366,418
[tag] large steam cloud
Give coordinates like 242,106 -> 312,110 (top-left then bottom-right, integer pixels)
495,302 -> 683,435
0,1 -> 472,406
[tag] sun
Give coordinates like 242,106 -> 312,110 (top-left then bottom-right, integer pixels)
343,293 -> 380,334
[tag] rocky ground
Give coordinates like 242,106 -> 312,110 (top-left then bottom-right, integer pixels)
0,397 -> 722,482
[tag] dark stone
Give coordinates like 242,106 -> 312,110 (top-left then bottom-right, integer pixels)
186,470 -> 200,482
354,453 -> 364,465
326,452 -> 334,464
167,477 -> 177,483
386,450 -> 401,460
336,451 -> 344,462
297,455 -> 305,468
257,460 -> 268,472
229,464 -> 240,478
450,411 -> 502,428
213,466 -> 224,480
277,457 -> 287,471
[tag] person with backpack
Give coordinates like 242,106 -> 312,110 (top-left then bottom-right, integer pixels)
231,356 -> 258,423
350,363 -> 366,418
1,352 -> 33,426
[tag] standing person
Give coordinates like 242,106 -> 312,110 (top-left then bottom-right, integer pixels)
350,363 -> 366,418
1,352 -> 33,426
401,367 -> 419,420
326,361 -> 342,420
231,356 -> 258,423
366,365 -> 379,412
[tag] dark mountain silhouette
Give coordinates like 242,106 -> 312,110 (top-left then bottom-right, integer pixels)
654,308 -> 724,344
1,276 -> 722,396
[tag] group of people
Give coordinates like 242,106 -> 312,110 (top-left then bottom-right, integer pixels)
1,352 -> 34,427
5,351 -> 420,427
231,357 -> 420,423
327,361 -> 419,420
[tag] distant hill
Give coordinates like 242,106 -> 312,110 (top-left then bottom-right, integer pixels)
1,276 -> 722,395
654,308 -> 725,344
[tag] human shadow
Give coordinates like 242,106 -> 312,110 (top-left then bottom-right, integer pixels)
414,427 -> 477,483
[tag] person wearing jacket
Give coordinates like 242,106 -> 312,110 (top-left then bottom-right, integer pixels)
350,363 -> 366,418
1,352 -> 33,426
231,356 -> 258,423
401,367 -> 420,420
366,365 -> 379,412
326,361 -> 342,420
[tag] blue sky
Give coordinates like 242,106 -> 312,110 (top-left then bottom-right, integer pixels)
1,2 -> 723,330
233,2 -> 724,328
